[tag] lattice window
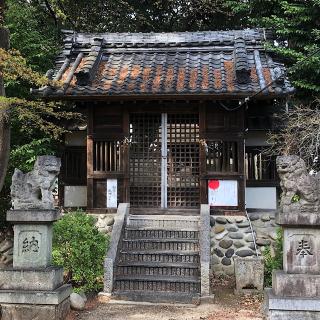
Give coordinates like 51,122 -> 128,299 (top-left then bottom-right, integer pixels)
206,140 -> 239,172
167,114 -> 200,207
245,147 -> 277,181
93,140 -> 122,172
129,114 -> 162,207
62,147 -> 86,185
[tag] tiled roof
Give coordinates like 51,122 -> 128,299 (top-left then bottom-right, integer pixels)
35,29 -> 294,99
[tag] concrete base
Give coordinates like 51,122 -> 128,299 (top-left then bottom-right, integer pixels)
265,288 -> 320,320
0,284 -> 72,305
0,266 -> 63,291
0,297 -> 70,320
273,270 -> 320,298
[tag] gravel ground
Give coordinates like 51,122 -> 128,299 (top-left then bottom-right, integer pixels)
68,276 -> 265,320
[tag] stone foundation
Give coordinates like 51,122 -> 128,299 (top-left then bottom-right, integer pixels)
0,297 -> 70,320
210,212 -> 277,275
265,288 -> 320,320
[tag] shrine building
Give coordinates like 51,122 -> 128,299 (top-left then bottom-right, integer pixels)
34,29 -> 294,215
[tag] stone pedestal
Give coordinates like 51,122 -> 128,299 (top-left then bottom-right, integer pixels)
234,256 -> 264,294
265,212 -> 320,319
0,210 -> 71,320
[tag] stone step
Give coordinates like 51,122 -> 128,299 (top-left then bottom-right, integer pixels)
124,228 -> 199,240
122,239 -> 199,251
112,291 -> 200,304
118,251 -> 200,264
115,264 -> 200,277
127,215 -> 199,231
114,275 -> 200,294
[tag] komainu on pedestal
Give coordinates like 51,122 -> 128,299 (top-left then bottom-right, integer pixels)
0,156 -> 71,320
265,155 -> 320,320
11,155 -> 61,210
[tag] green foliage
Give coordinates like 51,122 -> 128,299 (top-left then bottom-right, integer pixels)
9,138 -> 56,173
52,211 -> 109,293
227,0 -> 320,97
291,194 -> 301,203
263,228 -> 283,287
5,0 -> 59,73
21,0 -> 245,33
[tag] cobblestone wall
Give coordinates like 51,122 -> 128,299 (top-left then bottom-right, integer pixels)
210,212 -> 278,275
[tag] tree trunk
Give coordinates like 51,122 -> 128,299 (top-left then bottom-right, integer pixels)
0,0 -> 10,192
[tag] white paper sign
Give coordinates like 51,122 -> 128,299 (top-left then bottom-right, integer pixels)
208,180 -> 238,206
106,179 -> 117,208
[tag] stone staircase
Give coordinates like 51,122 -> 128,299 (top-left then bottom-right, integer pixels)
112,213 -> 201,303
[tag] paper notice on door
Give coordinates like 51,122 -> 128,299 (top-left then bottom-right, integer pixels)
208,180 -> 238,206
106,179 -> 117,208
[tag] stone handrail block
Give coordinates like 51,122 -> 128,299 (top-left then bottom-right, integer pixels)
104,203 -> 130,293
199,204 -> 210,297
7,210 -> 61,223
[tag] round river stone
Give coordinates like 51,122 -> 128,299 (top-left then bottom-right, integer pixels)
256,238 -> 271,246
236,249 -> 254,257
215,230 -> 228,240
229,232 -> 244,239
219,239 -> 233,249
249,214 -> 260,221
214,248 -> 224,257
214,225 -> 225,234
225,248 -> 234,258
216,217 -> 227,224
234,240 -> 245,248
221,257 -> 232,266
237,221 -> 249,228
227,226 -> 238,232
210,216 -> 216,227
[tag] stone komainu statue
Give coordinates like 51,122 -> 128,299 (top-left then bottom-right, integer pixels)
11,156 -> 61,210
277,155 -> 320,214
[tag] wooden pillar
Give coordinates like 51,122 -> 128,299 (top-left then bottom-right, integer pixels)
238,138 -> 245,212
87,107 -> 94,209
122,108 -> 129,203
199,104 -> 207,205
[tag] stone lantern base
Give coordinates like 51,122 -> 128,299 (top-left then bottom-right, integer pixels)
265,288 -> 320,320
0,210 -> 72,320
0,283 -> 71,320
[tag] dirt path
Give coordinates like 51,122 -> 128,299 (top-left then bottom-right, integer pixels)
68,276 -> 265,320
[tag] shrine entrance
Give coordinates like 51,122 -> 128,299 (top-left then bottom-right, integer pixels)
129,113 -> 200,208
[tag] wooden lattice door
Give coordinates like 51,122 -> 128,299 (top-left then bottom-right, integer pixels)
129,113 -> 200,208
167,114 -> 200,208
129,114 -> 162,207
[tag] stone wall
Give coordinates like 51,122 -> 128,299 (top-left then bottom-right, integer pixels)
210,212 -> 278,275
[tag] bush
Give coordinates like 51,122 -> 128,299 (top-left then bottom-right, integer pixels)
52,211 -> 109,293
263,228 -> 283,287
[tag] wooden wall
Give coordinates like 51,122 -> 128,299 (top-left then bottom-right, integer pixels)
84,100 -> 245,213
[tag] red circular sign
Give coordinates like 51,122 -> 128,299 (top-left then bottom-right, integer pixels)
208,180 -> 220,190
